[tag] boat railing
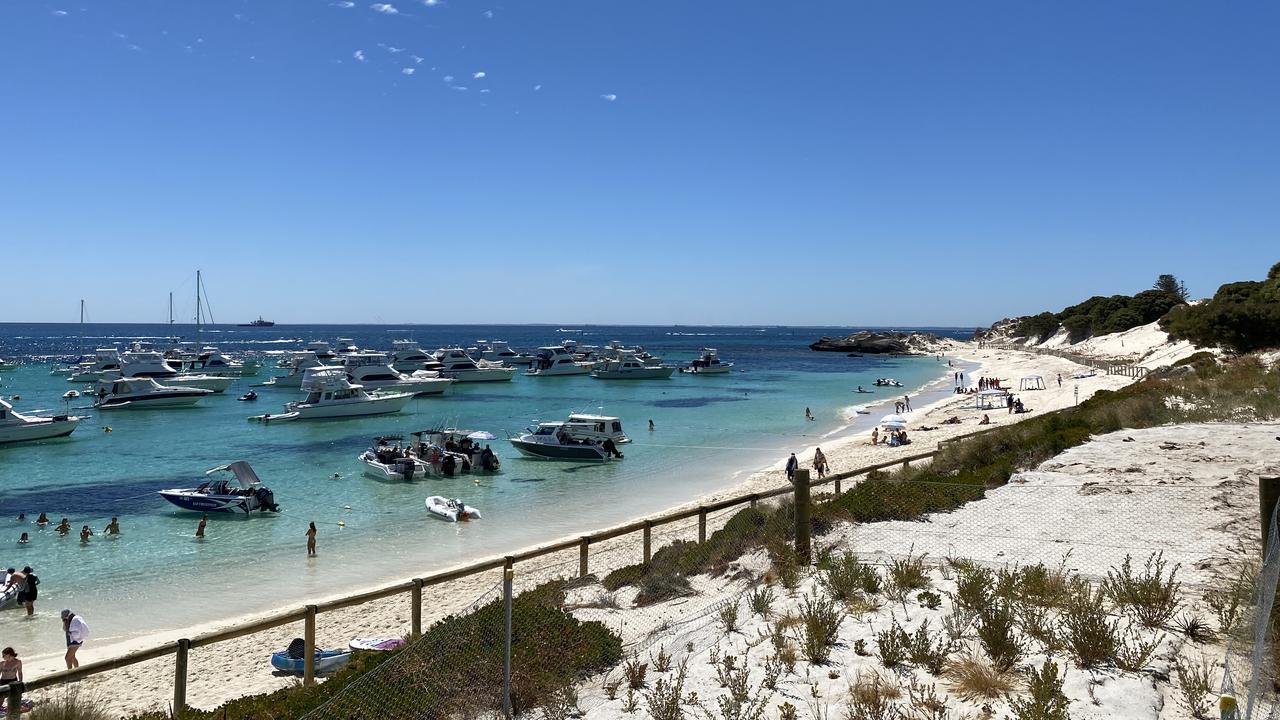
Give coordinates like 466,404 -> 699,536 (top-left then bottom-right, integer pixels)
0,419 -> 1022,712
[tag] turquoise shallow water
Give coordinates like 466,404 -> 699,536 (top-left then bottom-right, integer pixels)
0,323 -> 966,657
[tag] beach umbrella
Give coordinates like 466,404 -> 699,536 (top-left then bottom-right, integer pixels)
881,420 -> 907,430
880,414 -> 907,425
467,430 -> 497,441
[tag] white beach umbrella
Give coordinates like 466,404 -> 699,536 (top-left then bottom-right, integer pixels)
467,430 -> 497,441
880,414 -> 907,426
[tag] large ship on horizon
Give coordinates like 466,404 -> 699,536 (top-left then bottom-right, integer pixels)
239,316 -> 275,327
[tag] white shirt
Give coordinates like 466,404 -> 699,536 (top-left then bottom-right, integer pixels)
67,615 -> 90,643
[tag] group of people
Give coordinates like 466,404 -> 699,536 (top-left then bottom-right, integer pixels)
784,448 -> 829,481
2,566 -> 39,615
869,427 -> 910,446
15,513 -> 122,547
894,395 -> 912,414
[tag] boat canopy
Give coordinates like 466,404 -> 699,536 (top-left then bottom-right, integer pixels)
568,414 -> 620,423
205,460 -> 263,487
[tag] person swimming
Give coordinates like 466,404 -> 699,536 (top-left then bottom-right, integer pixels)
55,518 -> 71,535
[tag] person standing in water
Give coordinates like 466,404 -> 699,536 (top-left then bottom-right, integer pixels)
79,525 -> 93,544
306,522 -> 317,556
61,609 -> 89,669
648,419 -> 654,431
18,566 -> 38,615
195,514 -> 207,539
103,517 -> 121,536
804,407 -> 814,421
55,518 -> 71,535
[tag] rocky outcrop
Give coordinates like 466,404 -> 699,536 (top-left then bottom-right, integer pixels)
808,331 -> 946,354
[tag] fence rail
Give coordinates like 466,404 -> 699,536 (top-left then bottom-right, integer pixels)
0,427 -> 995,717
990,342 -> 1150,378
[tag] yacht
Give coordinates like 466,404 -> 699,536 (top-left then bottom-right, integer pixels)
263,351 -> 325,388
477,341 -> 534,367
433,349 -> 517,382
0,397 -> 83,444
50,355 -> 93,376
526,346 -> 593,376
158,461 -> 280,515
248,367 -> 413,422
563,414 -> 630,444
69,348 -> 123,383
508,422 -> 621,462
93,377 -> 214,409
389,340 -> 436,372
116,347 -> 236,393
178,346 -> 258,377
590,352 -> 675,380
334,338 -> 361,355
342,352 -> 452,396
304,341 -> 339,363
680,348 -> 734,374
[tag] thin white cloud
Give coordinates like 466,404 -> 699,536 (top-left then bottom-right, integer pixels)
534,84 -> 542,91
482,9 -> 493,18
52,9 -> 68,15
353,49 -> 367,61
332,1 -> 355,6
450,85 -> 468,91
472,71 -> 485,79
600,93 -> 618,102
443,75 -> 454,82
401,67 -> 415,75
370,3 -> 399,14
410,55 -> 424,64
423,0 -> 441,5
378,43 -> 404,53
479,88 -> 490,94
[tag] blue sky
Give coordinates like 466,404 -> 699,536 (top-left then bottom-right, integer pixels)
1,1 -> 1277,327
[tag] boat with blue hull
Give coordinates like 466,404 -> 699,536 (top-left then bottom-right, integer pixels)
158,461 -> 280,515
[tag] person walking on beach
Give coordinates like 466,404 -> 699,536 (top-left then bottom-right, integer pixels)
1057,373 -> 1062,387
813,448 -> 828,479
196,514 -> 207,539
785,453 -> 798,482
104,517 -> 120,536
903,395 -> 911,412
306,521 -> 317,556
61,609 -> 89,669
1007,394 -> 1015,414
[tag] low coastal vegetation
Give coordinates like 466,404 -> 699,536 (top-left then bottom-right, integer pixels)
1161,261 -> 1280,353
1010,273 -> 1188,343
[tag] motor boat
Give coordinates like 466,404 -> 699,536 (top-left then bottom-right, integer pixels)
0,397 -> 83,444
477,341 -> 534,367
305,341 -> 339,363
271,640 -> 351,674
93,377 -> 214,409
69,347 -> 123,383
342,352 -> 452,396
433,349 -> 517,382
508,422 -> 623,461
561,414 -> 630,444
874,378 -> 904,387
334,338 -> 361,355
680,348 -> 734,374
590,352 -> 675,380
426,496 -> 481,522
49,355 -> 92,376
158,461 -> 280,515
238,390 -> 258,401
248,367 -> 413,422
0,358 -> 16,372
359,436 -> 422,481
177,346 -> 258,377
526,346 -> 593,376
116,346 -> 236,393
409,429 -> 501,474
389,339 -> 436,372
262,351 -> 325,388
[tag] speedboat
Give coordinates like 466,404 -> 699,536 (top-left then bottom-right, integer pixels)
271,640 -> 351,675
158,461 -> 280,515
426,496 -> 481,522
0,397 -> 83,444
238,390 -> 258,401
433,349 -> 517,382
562,414 -> 630,444
343,352 -> 452,396
477,341 -> 534,367
409,429 -> 501,474
359,436 -> 423,481
116,347 -> 236,393
590,352 -> 675,380
177,346 -> 258,377
50,355 -> 92,376
69,347 -> 123,383
526,346 -> 593,376
0,358 -> 17,372
680,348 -> 734,374
248,367 -> 413,422
874,378 -> 904,387
263,351 -> 325,388
93,377 -> 213,409
389,339 -> 436,372
508,422 -> 622,462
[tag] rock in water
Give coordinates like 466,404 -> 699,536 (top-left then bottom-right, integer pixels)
808,331 -> 944,354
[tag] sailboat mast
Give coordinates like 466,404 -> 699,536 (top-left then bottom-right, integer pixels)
196,270 -> 203,334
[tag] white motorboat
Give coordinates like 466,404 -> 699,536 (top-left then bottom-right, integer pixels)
177,346 -> 258,377
477,341 -> 534,367
680,348 -> 734,374
359,437 -> 423,481
248,367 -> 413,422
263,351 -> 325,388
0,397 -> 83,444
158,461 -> 280,514
409,429 -> 502,474
389,340 -> 436,372
874,378 -> 904,387
93,377 -> 214,409
304,341 -> 339,363
434,349 -> 517,382
69,347 -> 123,383
508,422 -> 623,461
590,352 -> 675,380
562,414 -> 630,444
343,352 -> 452,396
0,358 -> 17,372
116,347 -> 236,393
526,346 -> 593,376
426,496 -> 481,522
334,338 -> 361,355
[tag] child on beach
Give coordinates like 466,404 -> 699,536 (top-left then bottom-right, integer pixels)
306,522 -> 317,556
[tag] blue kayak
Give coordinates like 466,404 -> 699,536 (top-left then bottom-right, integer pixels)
270,649 -> 352,674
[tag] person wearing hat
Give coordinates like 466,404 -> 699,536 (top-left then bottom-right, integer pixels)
14,566 -> 37,616
61,609 -> 89,669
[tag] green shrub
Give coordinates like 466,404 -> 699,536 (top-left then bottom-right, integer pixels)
637,570 -> 694,606
1061,581 -> 1118,669
976,599 -> 1022,671
29,687 -> 114,720
819,552 -> 880,602
876,622 -> 910,669
1161,263 -> 1280,353
1009,660 -> 1070,720
1104,552 -> 1182,628
797,594 -> 844,664
907,619 -> 954,676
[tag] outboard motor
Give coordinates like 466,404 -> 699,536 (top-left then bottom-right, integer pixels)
255,487 -> 280,513
442,455 -> 457,477
396,459 -> 416,481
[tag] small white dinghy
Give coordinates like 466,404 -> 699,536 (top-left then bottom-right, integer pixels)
849,405 -> 870,415
426,496 -> 481,522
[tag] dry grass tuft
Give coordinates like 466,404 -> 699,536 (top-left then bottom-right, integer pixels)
945,653 -> 1017,701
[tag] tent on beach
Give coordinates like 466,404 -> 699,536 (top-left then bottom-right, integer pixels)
975,389 -> 1009,410
1019,375 -> 1045,391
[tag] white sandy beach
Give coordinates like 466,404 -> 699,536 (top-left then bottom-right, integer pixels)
17,338 -> 1187,715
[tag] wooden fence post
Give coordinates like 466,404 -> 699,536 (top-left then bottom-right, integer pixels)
579,536 -> 590,578
303,605 -> 317,686
642,522 -> 652,564
834,477 -> 842,495
794,469 -> 811,566
173,638 -> 190,718
698,507 -> 708,543
411,579 -> 424,638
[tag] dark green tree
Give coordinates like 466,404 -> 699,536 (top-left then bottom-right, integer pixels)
1153,274 -> 1190,303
